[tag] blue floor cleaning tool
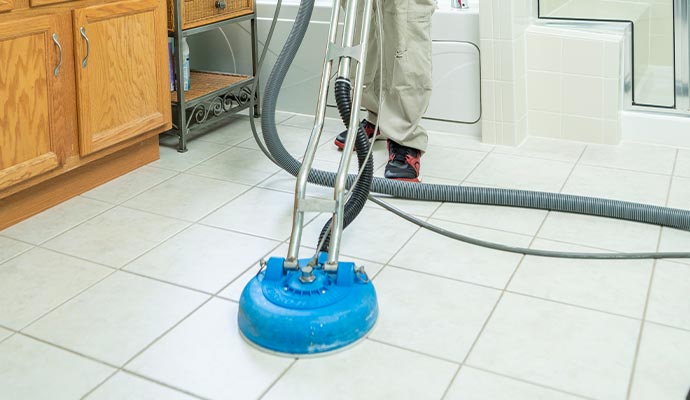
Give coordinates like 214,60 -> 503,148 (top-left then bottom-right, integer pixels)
238,0 -> 378,356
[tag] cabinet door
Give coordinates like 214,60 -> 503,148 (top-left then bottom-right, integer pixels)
0,16 -> 70,191
73,0 -> 170,156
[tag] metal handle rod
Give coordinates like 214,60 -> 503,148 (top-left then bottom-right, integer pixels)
326,0 -> 374,268
52,33 -> 62,76
337,0 -> 362,81
285,0 -> 343,266
80,27 -> 90,68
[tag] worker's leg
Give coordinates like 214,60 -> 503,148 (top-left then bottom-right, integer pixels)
365,0 -> 434,152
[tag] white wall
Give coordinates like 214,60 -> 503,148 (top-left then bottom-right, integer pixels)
478,0 -> 532,146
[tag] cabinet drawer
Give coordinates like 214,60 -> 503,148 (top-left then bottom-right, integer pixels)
167,0 -> 253,31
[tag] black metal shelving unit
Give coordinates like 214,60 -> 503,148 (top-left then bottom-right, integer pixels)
168,2 -> 260,152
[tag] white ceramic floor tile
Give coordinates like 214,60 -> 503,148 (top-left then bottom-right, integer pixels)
562,165 -> 670,206
466,154 -> 574,192
629,323 -> 690,400
153,141 -> 229,172
467,293 -> 639,400
391,219 -> 531,288
0,248 -> 111,330
239,124 -> 336,157
445,366 -> 584,400
217,243 -> 385,301
658,228 -> 690,266
127,298 -> 292,400
187,147 -> 281,185
427,131 -> 495,152
0,236 -> 32,264
279,113 -> 344,133
432,203 -> 547,236
125,225 -> 279,293
123,173 -> 249,222
538,212 -> 661,253
1,197 -> 112,245
301,207 -> 419,263
646,261 -> 690,330
202,187 -> 310,241
0,327 -> 13,342
85,372 -> 196,400
493,137 -> 586,163
370,267 -> 499,362
263,340 -> 458,400
194,116 -> 255,146
667,176 -> 690,209
0,335 -> 114,400
259,157 -> 366,198
421,145 -> 487,182
24,272 -> 207,366
369,196 -> 443,218
675,149 -> 690,177
82,166 -> 177,204
510,239 -> 653,318
43,207 -> 190,268
580,142 -> 677,175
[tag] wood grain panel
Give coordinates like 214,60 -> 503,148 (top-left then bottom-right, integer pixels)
0,16 -> 65,188
73,0 -> 170,155
0,136 -> 158,230
0,0 -> 13,13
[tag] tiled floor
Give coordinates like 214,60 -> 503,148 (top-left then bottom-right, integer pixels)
1,113 -> 690,400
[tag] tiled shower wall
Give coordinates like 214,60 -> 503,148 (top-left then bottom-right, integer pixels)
525,26 -> 624,144
479,0 -> 533,146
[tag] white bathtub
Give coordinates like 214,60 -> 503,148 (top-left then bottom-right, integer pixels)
189,0 -> 481,136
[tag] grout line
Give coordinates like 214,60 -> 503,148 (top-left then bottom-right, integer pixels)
366,337 -> 461,366
18,331 -> 122,370
450,210 -> 549,392
79,370 -> 121,400
257,359 -> 298,400
625,149 -> 678,399
463,365 -> 598,400
103,370 -> 211,400
80,166 -> 183,207
439,364 -> 462,400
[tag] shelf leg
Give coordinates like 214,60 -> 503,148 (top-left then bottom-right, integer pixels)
250,15 -> 261,118
173,0 -> 188,152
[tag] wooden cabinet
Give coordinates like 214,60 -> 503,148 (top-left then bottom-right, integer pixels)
0,0 -> 171,229
0,15 -> 75,191
0,0 -> 13,13
73,0 -> 169,155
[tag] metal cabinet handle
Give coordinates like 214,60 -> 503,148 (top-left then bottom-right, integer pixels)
52,33 -> 62,76
80,27 -> 90,68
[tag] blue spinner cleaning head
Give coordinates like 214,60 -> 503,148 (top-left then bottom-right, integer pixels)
238,253 -> 378,355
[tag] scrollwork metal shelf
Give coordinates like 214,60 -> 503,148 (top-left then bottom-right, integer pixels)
169,71 -> 256,143
168,0 -> 260,153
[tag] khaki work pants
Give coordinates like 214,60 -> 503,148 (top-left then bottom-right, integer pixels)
341,0 -> 435,151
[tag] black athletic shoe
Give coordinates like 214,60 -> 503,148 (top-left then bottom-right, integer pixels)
334,120 -> 379,150
384,139 -> 421,182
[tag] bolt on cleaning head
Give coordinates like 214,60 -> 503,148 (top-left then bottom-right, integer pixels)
299,265 -> 316,283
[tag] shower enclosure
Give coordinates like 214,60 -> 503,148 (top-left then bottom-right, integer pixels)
538,0 -> 688,113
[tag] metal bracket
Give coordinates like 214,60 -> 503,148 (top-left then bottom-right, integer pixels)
327,43 -> 364,62
298,198 -> 336,213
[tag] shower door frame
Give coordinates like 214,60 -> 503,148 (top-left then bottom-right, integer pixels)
535,0 -> 690,114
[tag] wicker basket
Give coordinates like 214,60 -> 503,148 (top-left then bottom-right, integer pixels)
167,0 -> 253,31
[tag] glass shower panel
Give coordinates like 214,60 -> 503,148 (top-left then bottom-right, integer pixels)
538,0 -> 675,108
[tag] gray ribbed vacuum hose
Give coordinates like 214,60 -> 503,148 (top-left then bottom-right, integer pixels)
261,0 -> 690,232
